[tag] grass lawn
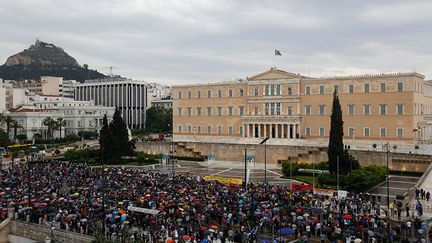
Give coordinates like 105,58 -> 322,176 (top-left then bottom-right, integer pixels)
293,175 -> 316,185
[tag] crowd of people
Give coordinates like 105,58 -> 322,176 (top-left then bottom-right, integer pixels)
0,161 -> 431,242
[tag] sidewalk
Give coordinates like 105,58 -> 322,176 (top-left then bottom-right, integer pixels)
198,160 -> 281,170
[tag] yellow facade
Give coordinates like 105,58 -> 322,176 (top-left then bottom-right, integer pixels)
173,68 -> 432,141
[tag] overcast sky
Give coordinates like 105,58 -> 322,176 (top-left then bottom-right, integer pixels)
1,0 -> 432,85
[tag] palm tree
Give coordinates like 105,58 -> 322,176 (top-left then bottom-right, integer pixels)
42,117 -> 57,140
3,115 -> 14,139
11,121 -> 23,143
56,117 -> 66,139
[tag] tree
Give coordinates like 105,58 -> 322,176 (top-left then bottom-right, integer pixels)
328,92 -> 346,175
109,108 -> 135,161
56,117 -> 66,139
99,114 -> 113,161
0,129 -> 10,147
11,120 -> 23,142
42,117 -> 57,140
145,107 -> 173,134
3,115 -> 14,139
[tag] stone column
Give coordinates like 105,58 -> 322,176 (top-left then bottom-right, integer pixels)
246,124 -> 249,138
258,123 -> 261,138
263,124 -> 267,138
275,124 -> 279,138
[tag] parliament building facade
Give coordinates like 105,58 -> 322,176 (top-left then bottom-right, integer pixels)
173,68 -> 432,141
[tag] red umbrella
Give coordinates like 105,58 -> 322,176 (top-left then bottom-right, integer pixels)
344,214 -> 352,220
296,208 -> 302,213
200,226 -> 208,231
182,235 -> 190,241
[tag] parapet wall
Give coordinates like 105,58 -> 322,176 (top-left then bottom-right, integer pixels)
136,142 -> 432,172
10,220 -> 94,243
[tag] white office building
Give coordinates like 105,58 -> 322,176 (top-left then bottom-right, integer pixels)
8,95 -> 115,140
74,76 -> 147,129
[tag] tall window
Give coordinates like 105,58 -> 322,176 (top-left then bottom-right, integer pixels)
188,126 -> 192,133
348,127 -> 355,137
397,82 -> 403,92
178,125 -> 182,133
217,90 -> 222,98
397,128 -> 403,138
254,107 -> 258,115
177,108 -> 182,116
396,104 -> 404,115
178,92 -> 182,99
364,127 -> 370,137
187,91 -> 191,99
217,126 -> 222,134
287,106 -> 293,115
196,107 -> 201,116
319,85 -> 324,94
207,107 -> 212,116
265,84 -> 280,96
217,107 -> 222,116
228,106 -> 233,116
319,127 -> 325,136
228,126 -> 233,134
333,85 -> 339,93
254,88 -> 258,96
305,127 -> 311,136
363,105 -> 370,115
228,89 -> 233,97
305,105 -> 312,115
305,86 -> 311,95
239,89 -> 244,96
380,83 -> 386,92
207,90 -> 211,98
288,87 -> 292,95
187,107 -> 192,116
319,105 -> 325,116
239,106 -> 244,116
265,103 -> 281,115
348,84 -> 354,94
364,83 -> 370,93
197,126 -> 201,133
380,127 -> 386,137
379,104 -> 387,115
207,126 -> 211,134
197,91 -> 201,98
348,104 -> 355,115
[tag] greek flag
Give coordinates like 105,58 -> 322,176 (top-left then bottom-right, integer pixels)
275,49 -> 282,56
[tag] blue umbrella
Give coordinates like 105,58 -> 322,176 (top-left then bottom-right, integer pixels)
278,227 -> 295,236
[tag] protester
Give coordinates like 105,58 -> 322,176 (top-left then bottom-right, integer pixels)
0,161 -> 429,242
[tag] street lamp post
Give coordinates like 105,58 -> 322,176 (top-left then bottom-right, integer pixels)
260,137 -> 270,184
244,146 -> 247,191
386,142 -> 390,211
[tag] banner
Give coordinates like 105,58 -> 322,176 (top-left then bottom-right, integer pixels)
204,175 -> 242,185
314,188 -> 336,196
338,190 -> 348,199
291,184 -> 313,191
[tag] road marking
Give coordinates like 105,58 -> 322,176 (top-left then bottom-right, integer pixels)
210,167 -> 234,176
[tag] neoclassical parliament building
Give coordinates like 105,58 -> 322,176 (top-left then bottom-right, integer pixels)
173,68 -> 432,142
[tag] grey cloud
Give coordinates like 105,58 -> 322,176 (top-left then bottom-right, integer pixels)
0,0 -> 431,83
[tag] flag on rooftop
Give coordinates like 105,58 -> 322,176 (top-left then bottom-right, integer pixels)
275,49 -> 282,56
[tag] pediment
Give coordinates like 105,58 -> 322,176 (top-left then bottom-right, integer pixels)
248,68 -> 301,81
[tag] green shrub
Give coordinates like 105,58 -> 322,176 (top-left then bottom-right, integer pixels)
282,162 -> 329,177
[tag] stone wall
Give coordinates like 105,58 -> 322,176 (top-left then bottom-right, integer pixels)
10,220 -> 94,243
136,141 -> 432,172
0,219 -> 11,243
